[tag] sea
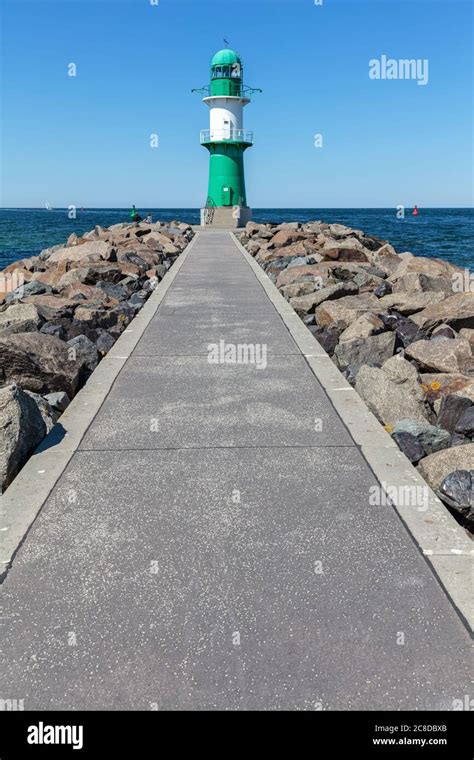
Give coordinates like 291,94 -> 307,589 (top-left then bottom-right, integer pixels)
0,208 -> 472,270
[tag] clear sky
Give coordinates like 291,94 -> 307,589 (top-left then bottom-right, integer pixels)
0,0 -> 472,208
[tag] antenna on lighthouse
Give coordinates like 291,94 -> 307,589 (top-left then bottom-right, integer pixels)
223,38 -> 230,48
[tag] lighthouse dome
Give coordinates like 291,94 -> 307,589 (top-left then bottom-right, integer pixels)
211,49 -> 241,67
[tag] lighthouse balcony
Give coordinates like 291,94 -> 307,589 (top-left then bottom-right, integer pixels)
200,128 -> 253,145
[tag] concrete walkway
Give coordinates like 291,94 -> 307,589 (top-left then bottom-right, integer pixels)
0,231 -> 470,710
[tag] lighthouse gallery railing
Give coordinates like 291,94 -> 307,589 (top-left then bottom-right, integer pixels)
200,129 -> 253,144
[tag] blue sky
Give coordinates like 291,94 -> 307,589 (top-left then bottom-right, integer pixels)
0,0 -> 472,208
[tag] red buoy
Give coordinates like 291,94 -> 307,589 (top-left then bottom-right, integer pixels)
412,205 -> 419,216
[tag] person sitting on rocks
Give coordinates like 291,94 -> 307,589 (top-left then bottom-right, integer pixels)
130,205 -> 142,224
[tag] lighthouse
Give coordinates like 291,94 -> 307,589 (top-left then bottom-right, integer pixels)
193,47 -> 261,228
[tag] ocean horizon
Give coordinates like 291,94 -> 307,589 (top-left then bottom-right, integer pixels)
0,207 -> 472,270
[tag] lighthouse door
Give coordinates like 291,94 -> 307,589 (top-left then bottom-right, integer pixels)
222,186 -> 232,206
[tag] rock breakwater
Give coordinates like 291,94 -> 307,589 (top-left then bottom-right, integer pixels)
238,221 -> 473,531
0,220 -> 193,492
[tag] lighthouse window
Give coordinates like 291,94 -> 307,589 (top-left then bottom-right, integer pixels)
212,66 -> 233,79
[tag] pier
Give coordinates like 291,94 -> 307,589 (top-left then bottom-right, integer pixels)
0,231 -> 471,710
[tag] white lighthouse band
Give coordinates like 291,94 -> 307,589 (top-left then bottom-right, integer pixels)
201,96 -> 251,144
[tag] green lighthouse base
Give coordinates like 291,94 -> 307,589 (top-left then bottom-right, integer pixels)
200,206 -> 252,229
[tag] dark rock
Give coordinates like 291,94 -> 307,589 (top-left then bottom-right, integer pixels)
264,256 -> 297,274
437,470 -> 473,522
67,335 -> 99,372
303,314 -> 315,326
110,303 -> 135,325
358,235 -> 386,253
308,325 -> 340,356
127,291 -> 148,310
118,275 -> 140,292
95,281 -> 130,301
95,330 -> 116,356
374,281 -> 392,297
79,264 -> 128,285
0,332 -> 84,396
393,419 -> 451,455
119,252 -> 149,273
392,431 -> 425,464
455,406 -> 474,437
437,395 -> 472,433
134,227 -> 152,238
331,266 -> 357,282
379,312 -> 424,348
141,278 -> 158,293
39,321 -> 67,340
51,319 -> 98,343
451,432 -> 471,447
154,264 -> 168,279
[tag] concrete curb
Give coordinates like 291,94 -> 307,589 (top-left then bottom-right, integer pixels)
0,233 -> 200,582
232,232 -> 473,632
